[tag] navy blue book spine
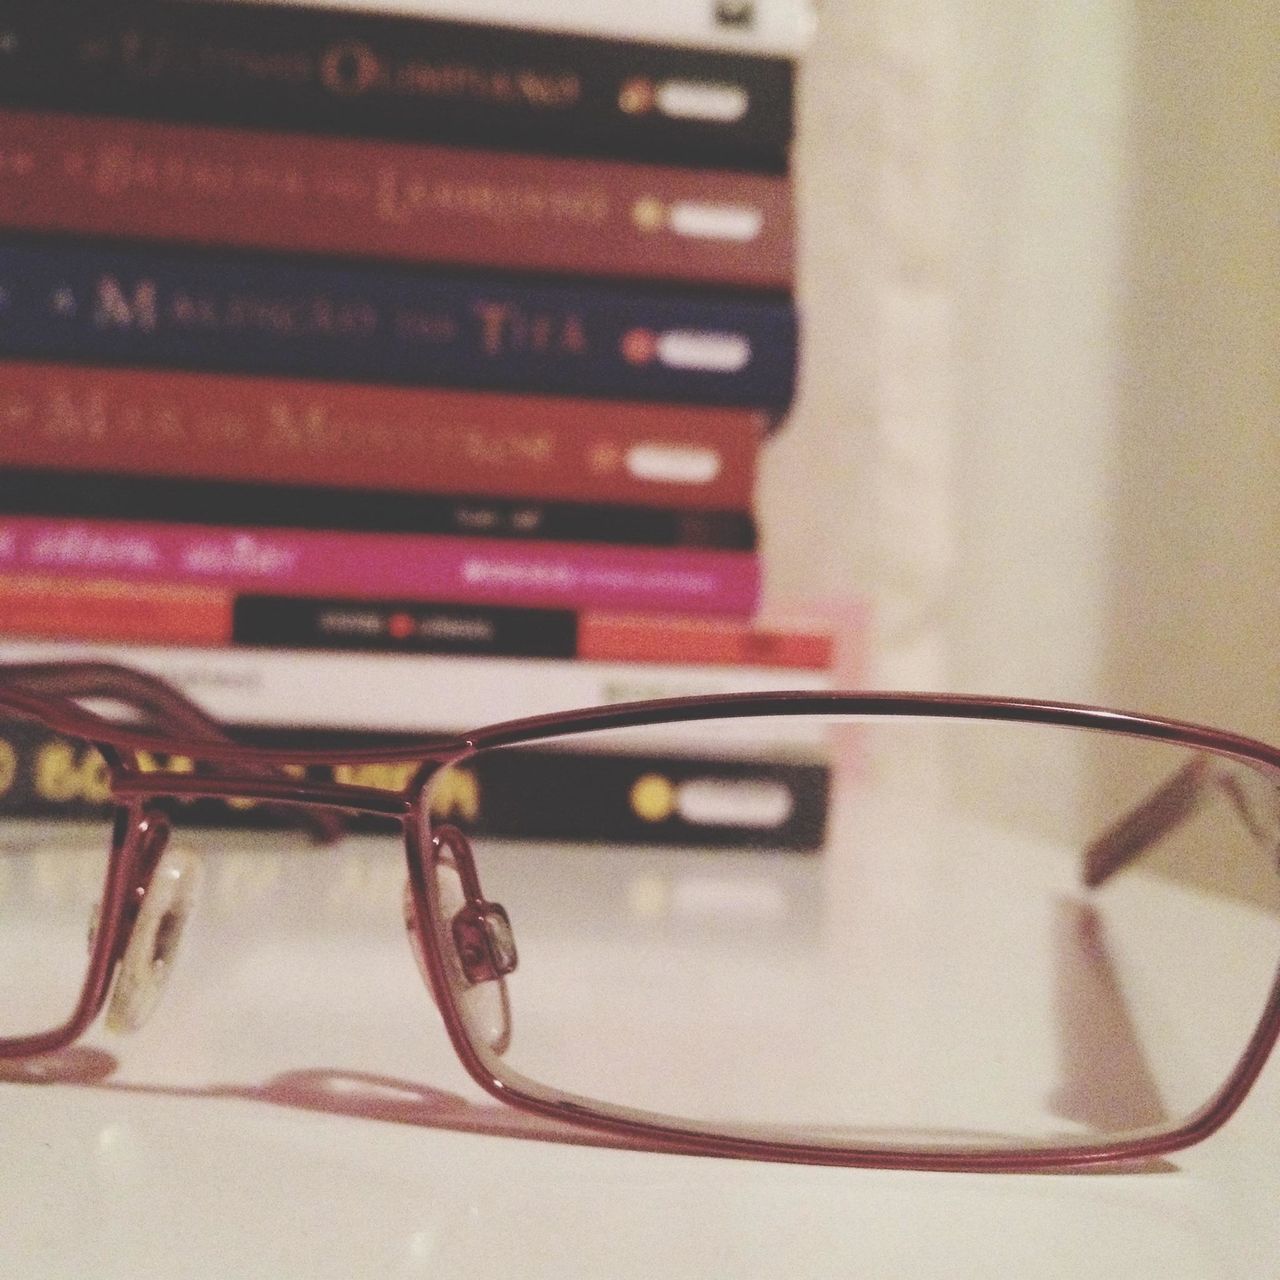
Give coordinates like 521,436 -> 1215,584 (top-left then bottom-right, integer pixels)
0,241 -> 798,410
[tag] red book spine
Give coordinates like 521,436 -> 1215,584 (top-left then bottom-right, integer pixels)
0,361 -> 762,511
0,108 -> 793,289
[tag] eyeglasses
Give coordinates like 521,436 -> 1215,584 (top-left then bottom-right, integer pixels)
1,659 -> 1278,1171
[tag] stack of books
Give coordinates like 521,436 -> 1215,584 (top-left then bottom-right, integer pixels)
0,0 -> 844,849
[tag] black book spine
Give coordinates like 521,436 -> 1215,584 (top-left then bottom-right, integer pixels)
0,470 -> 758,551
232,596 -> 580,658
0,0 -> 793,171
0,716 -> 829,851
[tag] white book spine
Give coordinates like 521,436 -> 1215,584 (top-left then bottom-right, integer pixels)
0,641 -> 832,748
222,0 -> 817,55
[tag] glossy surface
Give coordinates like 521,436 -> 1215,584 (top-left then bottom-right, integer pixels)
2,826 -> 1278,1276
4,666 -> 1280,1169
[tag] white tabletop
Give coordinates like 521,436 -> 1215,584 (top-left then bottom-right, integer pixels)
5,1046 -> 1277,1278
3,795 -> 1279,1277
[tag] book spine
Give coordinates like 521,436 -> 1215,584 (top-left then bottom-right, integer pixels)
0,714 -> 829,850
0,639 -> 832,737
2,469 -> 757,551
0,361 -> 763,510
235,599 -> 835,668
0,0 -> 793,170
0,574 -> 231,644
0,108 -> 793,289
0,241 -> 798,409
0,517 -> 760,615
233,596 -> 580,659
577,612 -> 833,668
0,577 -> 836,670
215,0 -> 817,57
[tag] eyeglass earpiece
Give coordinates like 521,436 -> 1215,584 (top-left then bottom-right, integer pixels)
105,838 -> 203,1036
415,825 -> 515,1057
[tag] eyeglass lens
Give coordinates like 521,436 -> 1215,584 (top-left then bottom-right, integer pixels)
419,712 -> 1280,1155
0,707 -> 115,1042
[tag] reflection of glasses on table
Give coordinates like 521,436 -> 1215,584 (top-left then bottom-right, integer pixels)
1,659 -> 1277,1171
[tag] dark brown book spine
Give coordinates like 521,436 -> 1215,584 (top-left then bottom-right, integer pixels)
0,361 -> 762,510
0,108 -> 792,289
0,0 -> 793,171
2,469 -> 757,549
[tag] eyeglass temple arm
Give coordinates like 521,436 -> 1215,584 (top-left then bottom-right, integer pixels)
0,661 -> 343,843
1083,754 -> 1272,887
1,660 -> 249,740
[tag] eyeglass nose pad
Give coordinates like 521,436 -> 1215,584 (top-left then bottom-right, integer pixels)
103,816 -> 203,1036
421,824 -> 515,1056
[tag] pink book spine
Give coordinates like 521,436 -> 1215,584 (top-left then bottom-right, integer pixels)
0,518 -> 759,617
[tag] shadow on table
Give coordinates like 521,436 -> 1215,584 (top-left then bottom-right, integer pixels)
0,1045 -> 1177,1174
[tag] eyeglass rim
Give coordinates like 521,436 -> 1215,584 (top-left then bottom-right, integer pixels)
2,663 -> 1279,1169
407,780 -> 1280,1175
2,664 -> 1280,781
412,696 -> 1280,1172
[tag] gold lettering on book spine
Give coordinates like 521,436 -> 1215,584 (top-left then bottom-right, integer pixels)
72,137 -> 305,203
472,302 -> 588,358
193,40 -> 314,86
34,740 -> 111,805
0,739 -> 15,797
333,760 -> 417,793
94,275 -> 159,332
429,767 -> 480,822
374,168 -> 610,229
318,40 -> 580,109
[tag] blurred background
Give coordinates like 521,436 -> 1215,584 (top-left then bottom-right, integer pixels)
0,0 -> 1275,870
764,0 -> 1278,751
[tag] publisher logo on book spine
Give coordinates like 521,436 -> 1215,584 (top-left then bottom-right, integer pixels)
619,75 -> 750,124
620,328 -> 752,374
617,77 -> 657,116
620,328 -> 659,367
386,611 -> 416,641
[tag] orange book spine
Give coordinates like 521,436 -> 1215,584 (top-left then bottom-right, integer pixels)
579,613 -> 833,669
0,575 -> 229,644
0,107 -> 793,289
0,361 -> 762,511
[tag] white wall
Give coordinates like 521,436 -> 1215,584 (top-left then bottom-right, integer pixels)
761,0 -> 1279,749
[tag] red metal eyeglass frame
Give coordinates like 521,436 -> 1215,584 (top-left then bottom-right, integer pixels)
1,659 -> 1278,1172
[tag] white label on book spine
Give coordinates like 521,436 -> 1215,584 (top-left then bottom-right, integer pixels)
0,640 -> 833,747
668,201 -> 764,243
676,778 -> 794,828
656,330 -> 752,373
625,443 -> 722,485
654,80 -> 750,123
